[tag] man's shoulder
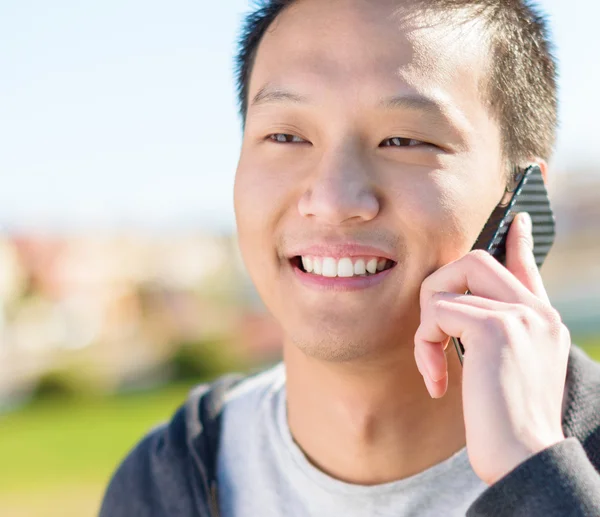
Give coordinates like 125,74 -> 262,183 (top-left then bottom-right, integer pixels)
98,368 -> 280,517
563,345 -> 600,464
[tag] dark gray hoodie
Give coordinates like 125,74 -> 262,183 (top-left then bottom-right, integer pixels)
99,345 -> 600,517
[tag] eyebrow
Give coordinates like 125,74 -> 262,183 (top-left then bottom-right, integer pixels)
378,94 -> 449,118
251,85 -> 309,107
251,85 -> 454,122
249,85 -> 469,149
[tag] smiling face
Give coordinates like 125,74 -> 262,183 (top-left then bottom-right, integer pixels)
234,0 -> 507,362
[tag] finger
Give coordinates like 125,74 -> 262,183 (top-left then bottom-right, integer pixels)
420,250 -> 533,314
416,297 -> 493,379
442,336 -> 451,351
414,338 -> 448,381
430,292 -> 514,311
414,344 -> 448,399
424,371 -> 448,399
505,212 -> 550,303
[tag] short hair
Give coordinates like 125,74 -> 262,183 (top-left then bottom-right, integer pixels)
234,0 -> 558,170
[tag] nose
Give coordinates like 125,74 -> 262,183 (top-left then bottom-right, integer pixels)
297,143 -> 380,225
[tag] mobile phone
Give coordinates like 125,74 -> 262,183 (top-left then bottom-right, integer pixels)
451,164 -> 556,365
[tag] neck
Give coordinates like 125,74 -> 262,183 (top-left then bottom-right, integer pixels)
284,340 -> 466,485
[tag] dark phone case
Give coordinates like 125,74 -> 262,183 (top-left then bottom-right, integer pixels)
452,164 -> 556,364
471,164 -> 556,267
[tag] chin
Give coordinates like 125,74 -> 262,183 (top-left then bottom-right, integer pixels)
276,296 -> 421,363
285,325 -> 402,363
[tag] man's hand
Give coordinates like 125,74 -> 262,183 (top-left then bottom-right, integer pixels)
414,212 -> 571,486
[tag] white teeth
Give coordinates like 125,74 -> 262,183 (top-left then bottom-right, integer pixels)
302,256 -> 313,273
337,258 -> 354,277
353,259 -> 366,275
366,258 -> 378,274
313,258 -> 322,275
299,256 -> 392,278
322,257 -> 338,277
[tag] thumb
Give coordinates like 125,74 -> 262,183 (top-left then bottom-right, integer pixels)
505,212 -> 550,303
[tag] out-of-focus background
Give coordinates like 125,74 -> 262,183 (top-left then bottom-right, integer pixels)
1,1 -> 598,515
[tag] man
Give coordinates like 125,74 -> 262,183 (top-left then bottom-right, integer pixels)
100,1 -> 600,516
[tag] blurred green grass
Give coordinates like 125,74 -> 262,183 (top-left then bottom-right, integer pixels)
1,342 -> 598,517
576,340 -> 600,362
0,382 -> 193,517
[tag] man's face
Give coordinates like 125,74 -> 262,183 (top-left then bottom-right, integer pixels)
234,0 -> 506,362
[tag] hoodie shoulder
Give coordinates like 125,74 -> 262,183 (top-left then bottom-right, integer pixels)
99,374 -> 244,517
563,345 -> 600,464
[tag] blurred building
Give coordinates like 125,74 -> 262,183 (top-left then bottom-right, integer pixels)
0,231 -> 282,403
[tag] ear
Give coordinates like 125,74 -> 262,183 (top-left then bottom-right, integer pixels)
530,157 -> 549,185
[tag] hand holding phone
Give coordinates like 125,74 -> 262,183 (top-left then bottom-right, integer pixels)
414,165 -> 568,486
451,164 -> 556,364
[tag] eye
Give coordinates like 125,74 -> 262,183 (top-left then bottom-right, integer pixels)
268,133 -> 307,144
380,137 -> 431,148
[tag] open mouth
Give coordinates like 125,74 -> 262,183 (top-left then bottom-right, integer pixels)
290,256 -> 396,278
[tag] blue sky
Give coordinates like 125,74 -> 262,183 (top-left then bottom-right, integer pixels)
1,0 -> 598,232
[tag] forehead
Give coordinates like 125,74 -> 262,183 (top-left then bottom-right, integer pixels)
249,0 -> 490,119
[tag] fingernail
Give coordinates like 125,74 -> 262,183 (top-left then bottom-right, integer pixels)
519,213 -> 534,251
520,212 -> 532,233
425,363 -> 445,383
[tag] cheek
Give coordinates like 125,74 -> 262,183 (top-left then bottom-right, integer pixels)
234,155 -> 297,289
395,172 -> 501,267
234,150 -> 300,227
234,170 -> 271,272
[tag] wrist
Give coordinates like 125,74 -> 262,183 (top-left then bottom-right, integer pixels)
487,436 -> 566,485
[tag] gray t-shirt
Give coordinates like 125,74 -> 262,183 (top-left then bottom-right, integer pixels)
217,364 -> 489,517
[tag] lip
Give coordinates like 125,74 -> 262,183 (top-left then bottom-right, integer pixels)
286,243 -> 396,261
287,257 -> 395,292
